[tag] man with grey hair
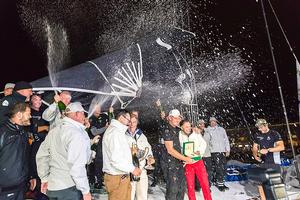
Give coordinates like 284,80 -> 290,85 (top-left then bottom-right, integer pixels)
42,91 -> 72,130
206,116 -> 230,192
37,102 -> 92,200
3,82 -> 15,96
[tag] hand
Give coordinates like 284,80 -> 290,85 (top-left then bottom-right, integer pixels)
54,94 -> 61,103
41,182 -> 48,194
147,156 -> 155,165
132,167 -> 142,176
260,149 -> 269,155
184,157 -> 194,165
83,192 -> 92,200
109,106 -> 114,113
84,118 -> 91,129
155,99 -> 161,107
255,156 -> 262,163
225,151 -> 230,157
29,178 -> 36,191
91,135 -> 100,145
160,111 -> 166,119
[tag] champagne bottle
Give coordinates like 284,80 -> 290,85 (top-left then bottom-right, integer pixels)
130,144 -> 140,182
108,110 -> 114,124
57,101 -> 66,114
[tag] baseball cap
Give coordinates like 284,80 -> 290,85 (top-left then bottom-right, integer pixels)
169,109 -> 182,118
65,102 -> 86,113
209,117 -> 217,122
4,83 -> 15,90
255,119 -> 268,127
14,81 -> 32,91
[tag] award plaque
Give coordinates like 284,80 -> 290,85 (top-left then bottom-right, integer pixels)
183,141 -> 201,161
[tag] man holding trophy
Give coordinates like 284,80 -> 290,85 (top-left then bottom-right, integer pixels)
179,120 -> 212,200
126,115 -> 155,200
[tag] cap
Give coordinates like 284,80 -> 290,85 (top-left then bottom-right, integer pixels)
169,109 -> 182,118
65,102 -> 86,113
198,119 -> 205,124
4,83 -> 15,90
14,81 -> 32,91
255,119 -> 268,127
209,117 -> 218,122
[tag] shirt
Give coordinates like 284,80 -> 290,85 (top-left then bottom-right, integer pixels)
36,117 -> 91,194
253,130 -> 282,164
102,119 -> 135,175
206,125 -> 230,153
179,131 -> 207,157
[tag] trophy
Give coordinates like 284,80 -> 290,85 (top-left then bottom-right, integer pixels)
183,141 -> 201,161
136,146 -> 155,170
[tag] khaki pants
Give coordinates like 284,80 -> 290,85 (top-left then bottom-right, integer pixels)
104,173 -> 131,200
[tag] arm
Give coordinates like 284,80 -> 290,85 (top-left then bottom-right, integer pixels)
223,129 -> 230,154
36,134 -> 51,183
67,133 -> 90,195
252,142 -> 262,162
42,103 -> 59,122
165,141 -> 192,163
268,141 -> 285,153
37,125 -> 49,133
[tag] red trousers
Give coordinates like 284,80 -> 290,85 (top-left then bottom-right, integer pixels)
185,160 -> 212,200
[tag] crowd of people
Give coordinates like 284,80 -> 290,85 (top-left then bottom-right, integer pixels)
0,81 -> 285,200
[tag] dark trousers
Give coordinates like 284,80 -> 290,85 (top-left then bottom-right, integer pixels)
94,143 -> 104,185
152,144 -> 166,182
0,187 -> 24,200
47,186 -> 82,200
203,156 -> 213,186
165,164 -> 186,200
211,152 -> 226,184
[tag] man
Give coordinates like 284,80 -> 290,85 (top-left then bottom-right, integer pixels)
0,81 -> 33,125
161,109 -> 193,200
252,119 -> 284,172
36,102 -> 92,200
126,115 -> 155,200
42,91 -> 72,130
88,104 -> 112,192
179,120 -> 212,200
29,94 -> 49,192
102,109 -> 142,200
3,82 -> 15,96
206,117 -> 230,192
0,102 -> 36,200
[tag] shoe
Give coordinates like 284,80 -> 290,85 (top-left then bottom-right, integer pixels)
216,185 -> 226,192
223,184 -> 229,190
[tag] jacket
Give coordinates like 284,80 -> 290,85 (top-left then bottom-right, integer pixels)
0,120 -> 30,187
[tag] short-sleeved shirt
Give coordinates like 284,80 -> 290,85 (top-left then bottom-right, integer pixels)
253,130 -> 282,164
30,108 -> 49,142
161,124 -> 182,166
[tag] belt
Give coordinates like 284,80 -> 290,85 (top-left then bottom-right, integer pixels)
104,173 -> 129,179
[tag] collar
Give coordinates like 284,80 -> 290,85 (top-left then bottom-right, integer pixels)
5,119 -> 23,132
12,91 -> 27,102
63,117 -> 86,130
110,119 -> 129,133
126,128 -> 142,138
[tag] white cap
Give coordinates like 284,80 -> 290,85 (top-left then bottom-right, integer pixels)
169,109 -> 182,118
209,117 -> 217,122
65,102 -> 86,113
198,119 -> 205,124
4,83 -> 15,89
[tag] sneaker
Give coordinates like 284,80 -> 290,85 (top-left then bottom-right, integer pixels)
223,184 -> 229,190
216,185 -> 226,192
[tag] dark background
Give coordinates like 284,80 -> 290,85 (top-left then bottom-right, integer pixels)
0,0 -> 299,126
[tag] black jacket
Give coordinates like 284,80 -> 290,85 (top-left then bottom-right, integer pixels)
0,120 -> 30,188
0,91 -> 27,125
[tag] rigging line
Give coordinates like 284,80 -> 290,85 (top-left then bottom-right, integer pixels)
260,0 -> 298,168
266,0 -> 298,61
232,93 -> 252,140
87,61 -> 123,104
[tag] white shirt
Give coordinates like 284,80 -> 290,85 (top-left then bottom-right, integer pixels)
102,119 -> 135,175
179,131 -> 207,157
36,117 -> 91,194
125,129 -> 153,168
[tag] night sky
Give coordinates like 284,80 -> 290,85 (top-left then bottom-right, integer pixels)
0,0 -> 300,127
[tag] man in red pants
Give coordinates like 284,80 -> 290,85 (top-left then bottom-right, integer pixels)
179,120 -> 212,200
